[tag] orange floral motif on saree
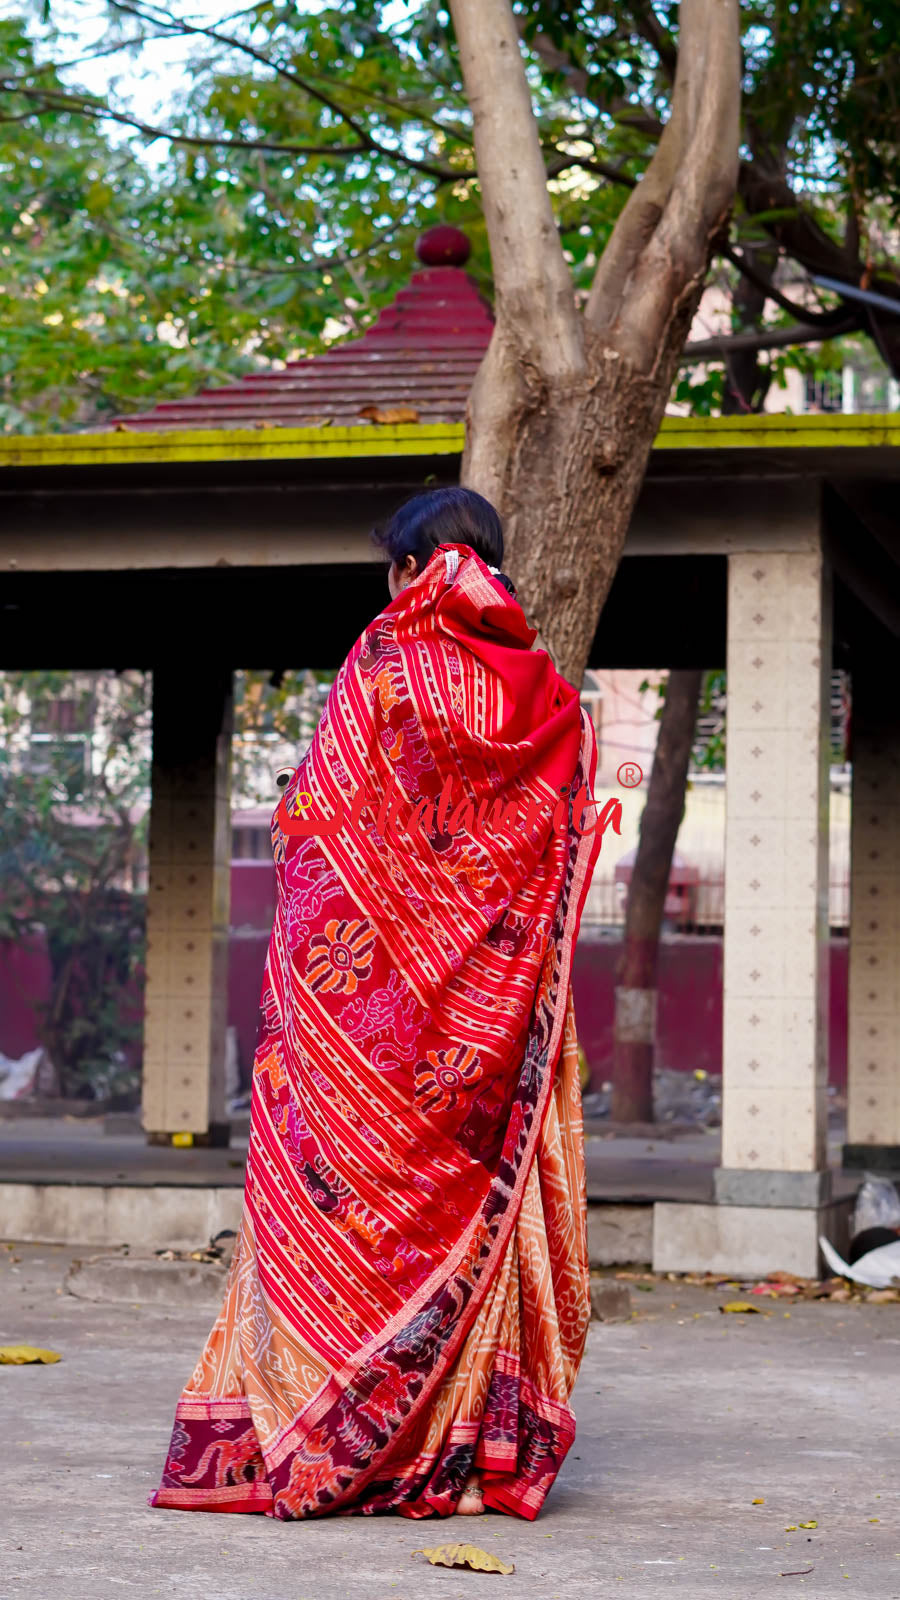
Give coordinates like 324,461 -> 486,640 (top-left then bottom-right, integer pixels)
304,916 -> 376,995
150,543 -> 602,1522
414,1044 -> 483,1113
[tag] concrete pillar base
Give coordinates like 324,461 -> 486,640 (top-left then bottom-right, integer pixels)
713,1166 -> 833,1207
842,1144 -> 900,1174
145,1122 -> 233,1149
652,1196 -> 853,1279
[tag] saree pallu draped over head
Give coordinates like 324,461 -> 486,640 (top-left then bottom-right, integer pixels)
150,542 -> 603,1522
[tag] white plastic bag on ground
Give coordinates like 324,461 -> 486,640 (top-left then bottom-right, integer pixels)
820,1234 -> 900,1288
0,1047 -> 47,1100
853,1174 -> 900,1235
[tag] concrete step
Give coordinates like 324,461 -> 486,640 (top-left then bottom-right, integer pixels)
1,1180 -> 655,1264
0,1181 -> 244,1250
64,1252 -> 228,1309
62,1252 -> 638,1320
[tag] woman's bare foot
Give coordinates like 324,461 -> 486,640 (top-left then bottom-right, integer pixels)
456,1475 -> 485,1515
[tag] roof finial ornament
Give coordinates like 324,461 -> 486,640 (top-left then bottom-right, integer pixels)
416,224 -> 471,268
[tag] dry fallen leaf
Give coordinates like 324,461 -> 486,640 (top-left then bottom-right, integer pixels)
798,1520 -> 818,1529
720,1301 -> 763,1315
0,1345 -> 61,1364
752,1498 -> 765,1505
416,1544 -> 514,1575
358,404 -> 421,425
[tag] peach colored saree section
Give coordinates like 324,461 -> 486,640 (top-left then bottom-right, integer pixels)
151,990 -> 588,1522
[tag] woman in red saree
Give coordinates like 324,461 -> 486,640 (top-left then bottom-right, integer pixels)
150,488 -> 603,1522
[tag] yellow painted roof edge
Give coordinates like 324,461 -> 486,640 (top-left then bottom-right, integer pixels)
1,412 -> 900,469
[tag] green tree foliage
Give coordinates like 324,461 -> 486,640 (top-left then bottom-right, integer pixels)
0,670 -> 150,1098
0,663 -> 335,1098
1,1 -> 898,430
232,667 -> 335,804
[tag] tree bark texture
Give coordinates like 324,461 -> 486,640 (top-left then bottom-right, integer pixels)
611,669 -> 703,1123
449,0 -> 741,687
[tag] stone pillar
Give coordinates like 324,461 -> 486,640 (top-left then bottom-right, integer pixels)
141,667 -> 233,1145
655,545 -> 851,1277
845,673 -> 900,1172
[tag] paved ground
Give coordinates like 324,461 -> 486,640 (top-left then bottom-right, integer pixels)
0,1117 -> 858,1204
1,1242 -> 898,1598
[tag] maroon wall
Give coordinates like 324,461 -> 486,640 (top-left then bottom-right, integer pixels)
228,863 -> 277,1080
0,935 -> 53,1060
571,934 -> 848,1090
0,866 -> 849,1092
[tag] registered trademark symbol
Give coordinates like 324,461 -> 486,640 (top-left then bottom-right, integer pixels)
616,762 -> 643,789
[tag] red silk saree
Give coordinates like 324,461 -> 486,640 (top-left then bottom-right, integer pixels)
150,543 -> 602,1521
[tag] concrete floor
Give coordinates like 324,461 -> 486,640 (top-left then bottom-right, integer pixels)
0,1115 -> 854,1203
1,1243 -> 898,1598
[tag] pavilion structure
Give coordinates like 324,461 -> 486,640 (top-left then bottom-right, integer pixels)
3,224 -> 900,1275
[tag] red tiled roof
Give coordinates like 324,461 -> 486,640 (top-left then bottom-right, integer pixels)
113,242 -> 494,432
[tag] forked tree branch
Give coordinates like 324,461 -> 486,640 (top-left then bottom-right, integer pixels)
1,81 -> 638,193
107,0 -> 461,182
0,82 -> 383,162
449,0 -> 583,382
681,315 -> 860,361
722,242 -> 851,327
586,0 -> 740,370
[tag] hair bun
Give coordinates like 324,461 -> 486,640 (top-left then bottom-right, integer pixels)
489,567 -> 517,599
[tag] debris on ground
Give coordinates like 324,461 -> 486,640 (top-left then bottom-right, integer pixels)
153,1229 -> 236,1267
583,1067 -> 722,1128
0,1046 -> 57,1100
818,1173 -> 900,1289
0,1344 -> 61,1364
584,1078 -> 846,1132
820,1234 -> 900,1290
853,1173 -> 900,1234
415,1545 -> 514,1574
612,1265 -> 900,1304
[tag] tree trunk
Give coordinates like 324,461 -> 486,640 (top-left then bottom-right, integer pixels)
466,342 -> 698,684
611,669 -> 703,1123
450,0 -> 741,686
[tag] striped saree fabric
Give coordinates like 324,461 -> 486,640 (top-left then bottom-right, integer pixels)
150,542 -> 602,1521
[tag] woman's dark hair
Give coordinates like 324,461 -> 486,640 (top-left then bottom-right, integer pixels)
372,487 -> 516,595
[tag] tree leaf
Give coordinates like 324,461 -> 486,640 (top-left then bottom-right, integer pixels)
358,404 -> 421,424
719,1300 -> 763,1314
0,1345 -> 62,1364
416,1544 -> 515,1574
